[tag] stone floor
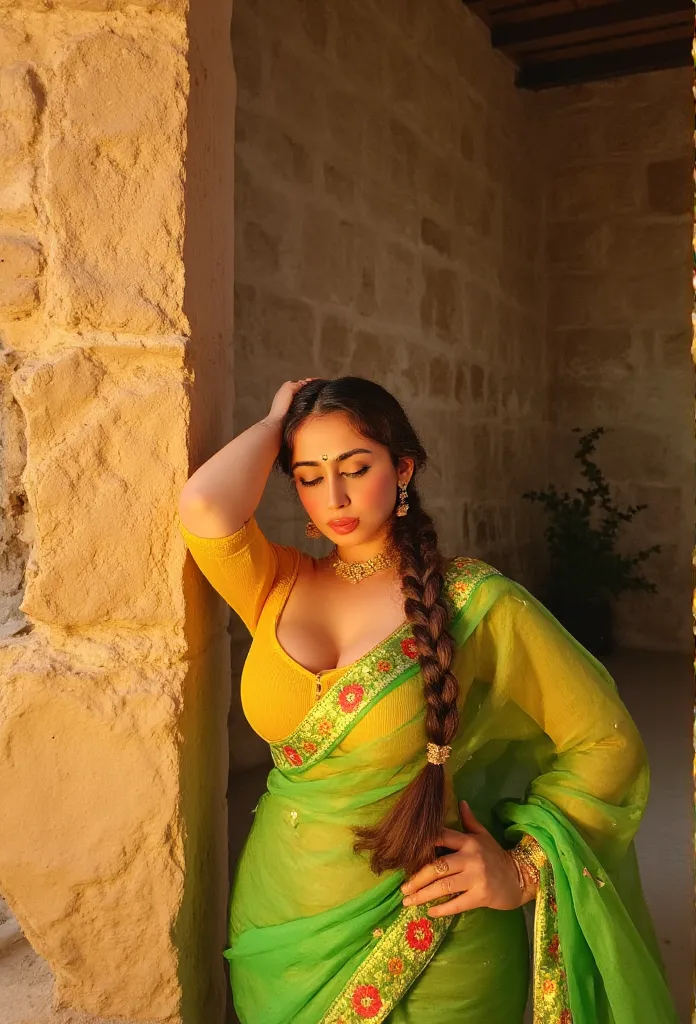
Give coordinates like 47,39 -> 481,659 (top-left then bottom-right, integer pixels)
606,648 -> 694,1023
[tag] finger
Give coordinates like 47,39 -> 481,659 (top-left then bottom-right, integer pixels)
433,826 -> 473,849
403,873 -> 469,907
401,852 -> 458,895
427,890 -> 485,918
458,800 -> 490,836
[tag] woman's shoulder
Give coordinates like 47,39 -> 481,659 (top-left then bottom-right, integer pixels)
442,554 -> 513,610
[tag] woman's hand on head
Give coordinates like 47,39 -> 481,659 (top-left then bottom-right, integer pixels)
399,800 -> 526,917
266,379 -> 320,425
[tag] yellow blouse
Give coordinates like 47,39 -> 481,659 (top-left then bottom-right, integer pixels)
177,515 -> 429,747
179,513 -> 646,845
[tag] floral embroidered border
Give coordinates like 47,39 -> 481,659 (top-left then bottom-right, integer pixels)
320,903 -> 454,1023
532,859 -> 573,1024
270,557 -> 502,772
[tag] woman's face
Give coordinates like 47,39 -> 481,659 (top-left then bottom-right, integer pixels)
290,412 -> 413,547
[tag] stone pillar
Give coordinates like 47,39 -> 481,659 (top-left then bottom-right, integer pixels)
0,0 -> 235,1021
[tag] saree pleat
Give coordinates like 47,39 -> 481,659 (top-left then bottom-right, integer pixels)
224,561 -> 678,1024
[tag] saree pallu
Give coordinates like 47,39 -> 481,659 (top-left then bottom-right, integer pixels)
225,559 -> 679,1024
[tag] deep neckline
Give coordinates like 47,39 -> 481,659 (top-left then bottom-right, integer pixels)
271,549 -> 410,679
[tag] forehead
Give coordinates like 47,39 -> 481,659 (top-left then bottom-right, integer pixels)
291,412 -> 371,458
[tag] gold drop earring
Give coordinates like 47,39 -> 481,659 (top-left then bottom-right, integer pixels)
396,482 -> 409,517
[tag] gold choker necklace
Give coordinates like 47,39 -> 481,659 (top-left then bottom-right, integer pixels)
326,547 -> 397,584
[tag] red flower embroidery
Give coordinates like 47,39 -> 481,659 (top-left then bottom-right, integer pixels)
318,719 -> 332,736
547,934 -> 560,959
405,917 -> 433,952
388,957 -> 403,975
543,979 -> 557,994
351,984 -> 382,1018
283,746 -> 303,767
338,684 -> 365,713
400,637 -> 418,659
377,659 -> 392,672
559,1011 -> 573,1024
302,741 -> 317,755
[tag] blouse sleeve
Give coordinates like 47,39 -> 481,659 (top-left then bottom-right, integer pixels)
177,514 -> 280,635
467,578 -> 648,858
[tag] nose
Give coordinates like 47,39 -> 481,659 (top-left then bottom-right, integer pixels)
326,472 -> 350,511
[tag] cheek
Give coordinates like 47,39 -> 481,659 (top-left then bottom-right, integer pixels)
296,484 -> 320,516
361,472 -> 396,511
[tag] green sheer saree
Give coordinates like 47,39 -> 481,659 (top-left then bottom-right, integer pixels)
224,559 -> 678,1024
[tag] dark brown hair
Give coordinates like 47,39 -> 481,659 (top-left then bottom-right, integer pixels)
276,376 -> 459,877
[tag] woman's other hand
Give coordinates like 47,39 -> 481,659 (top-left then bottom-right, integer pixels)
400,800 -> 530,917
266,379 -> 319,425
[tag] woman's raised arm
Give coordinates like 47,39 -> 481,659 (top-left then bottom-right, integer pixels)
178,379 -> 313,539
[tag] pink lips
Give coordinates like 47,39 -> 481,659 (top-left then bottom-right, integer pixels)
327,518 -> 359,534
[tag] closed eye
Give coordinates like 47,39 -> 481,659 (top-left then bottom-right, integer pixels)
297,466 -> 370,487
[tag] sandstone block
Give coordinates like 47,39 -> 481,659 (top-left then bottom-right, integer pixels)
421,217 -> 451,257
0,637 -> 184,1017
388,119 -> 419,193
270,41 -> 326,141
420,264 -> 461,343
236,286 -> 315,368
300,206 -> 375,311
333,0 -> 385,94
605,219 -> 691,271
351,329 -> 395,385
236,108 -> 313,186
325,88 -> 365,163
323,162 -> 355,206
47,33 -> 187,332
454,363 -> 468,405
429,355 -> 451,399
319,314 -> 352,376
399,344 -> 429,400
554,328 -> 634,383
0,234 -> 42,319
377,242 -> 418,325
10,344 -> 189,626
470,363 -> 484,401
0,63 -> 43,223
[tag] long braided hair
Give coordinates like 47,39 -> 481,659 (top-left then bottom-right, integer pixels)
276,377 -> 459,878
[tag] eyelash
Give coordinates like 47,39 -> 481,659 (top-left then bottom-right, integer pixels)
298,466 -> 370,488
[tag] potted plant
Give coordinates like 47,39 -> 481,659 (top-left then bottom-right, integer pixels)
522,426 -> 661,657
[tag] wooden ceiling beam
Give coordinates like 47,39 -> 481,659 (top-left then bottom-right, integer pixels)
492,0 -> 691,50
516,37 -> 692,89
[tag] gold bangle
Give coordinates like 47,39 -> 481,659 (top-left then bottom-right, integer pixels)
509,834 -> 547,891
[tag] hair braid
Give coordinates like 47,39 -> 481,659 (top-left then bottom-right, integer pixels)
276,375 -> 461,878
351,484 -> 460,877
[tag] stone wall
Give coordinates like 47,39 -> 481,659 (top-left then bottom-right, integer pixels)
540,69 -> 693,652
0,1 -> 235,1022
229,0 -> 549,768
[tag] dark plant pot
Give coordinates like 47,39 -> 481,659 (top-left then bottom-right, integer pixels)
544,594 -> 614,657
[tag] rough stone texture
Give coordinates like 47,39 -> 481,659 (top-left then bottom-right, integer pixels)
0,235 -> 43,319
0,2 -> 235,1023
232,0 -> 548,571
541,68 -> 693,652
46,30 -> 188,333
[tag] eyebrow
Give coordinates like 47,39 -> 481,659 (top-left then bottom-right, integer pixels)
290,448 -> 373,472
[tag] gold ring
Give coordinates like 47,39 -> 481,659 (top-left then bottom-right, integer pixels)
433,857 -> 449,875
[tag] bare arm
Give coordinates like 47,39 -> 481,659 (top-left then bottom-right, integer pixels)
178,378 -> 314,539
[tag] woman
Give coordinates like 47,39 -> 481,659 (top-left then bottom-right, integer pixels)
177,377 -> 678,1024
